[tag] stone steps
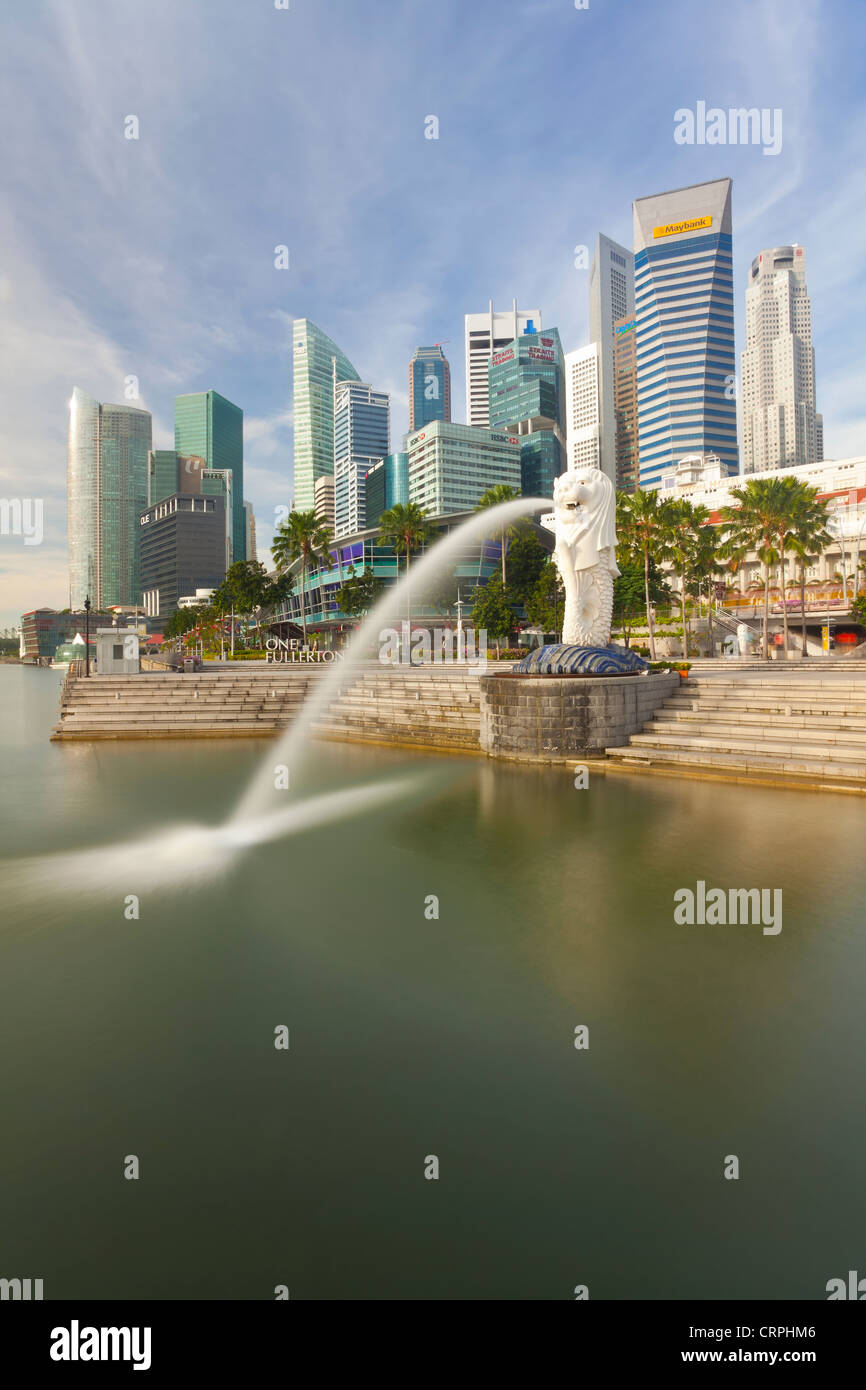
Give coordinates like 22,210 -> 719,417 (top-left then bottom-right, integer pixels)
51,666 -> 483,748
629,730 -> 866,760
607,744 -> 866,783
651,710 -> 866,735
607,669 -> 866,789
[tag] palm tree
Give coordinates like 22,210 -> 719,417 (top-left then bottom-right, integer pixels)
787,485 -> 832,658
474,484 -> 522,587
377,502 -> 433,625
667,499 -> 710,659
272,509 -> 333,644
616,488 -> 674,660
719,478 -> 794,661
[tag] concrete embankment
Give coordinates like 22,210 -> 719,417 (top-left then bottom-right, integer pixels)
51,661 -> 866,791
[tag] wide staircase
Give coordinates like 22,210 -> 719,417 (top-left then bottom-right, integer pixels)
310,668 -> 480,750
51,665 -> 482,751
606,668 -> 866,789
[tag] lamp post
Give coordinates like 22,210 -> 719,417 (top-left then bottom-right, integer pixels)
84,595 -> 91,677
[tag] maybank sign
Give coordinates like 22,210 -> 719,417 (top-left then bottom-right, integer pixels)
653,215 -> 712,239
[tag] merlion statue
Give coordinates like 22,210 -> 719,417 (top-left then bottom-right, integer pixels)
515,465 -> 646,675
551,467 -> 619,647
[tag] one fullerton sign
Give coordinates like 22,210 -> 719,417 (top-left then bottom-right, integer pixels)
265,637 -> 343,663
653,215 -> 712,239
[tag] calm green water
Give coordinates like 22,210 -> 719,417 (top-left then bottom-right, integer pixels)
1,663 -> 864,1300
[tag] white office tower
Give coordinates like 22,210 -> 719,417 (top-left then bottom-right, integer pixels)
314,474 -> 335,528
464,299 -> 542,426
564,344 -> 602,471
589,234 -> 635,483
741,245 -> 819,473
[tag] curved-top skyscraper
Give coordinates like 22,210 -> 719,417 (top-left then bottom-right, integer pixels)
67,387 -> 152,609
292,319 -> 360,512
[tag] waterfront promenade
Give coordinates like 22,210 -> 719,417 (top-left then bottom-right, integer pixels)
50,659 -> 866,792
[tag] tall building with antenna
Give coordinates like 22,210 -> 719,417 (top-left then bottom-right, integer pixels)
741,245 -> 821,473
464,299 -> 542,427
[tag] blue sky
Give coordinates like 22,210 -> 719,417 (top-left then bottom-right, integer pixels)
2,0 -> 866,628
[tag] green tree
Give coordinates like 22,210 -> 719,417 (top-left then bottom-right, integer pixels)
424,565 -> 461,616
667,499 -> 710,658
525,561 -> 564,635
719,478 -> 795,661
850,593 -> 866,626
474,484 -> 522,587
212,560 -> 291,650
616,489 -> 675,659
164,603 -> 213,641
377,502 -> 433,622
472,576 -> 514,659
787,484 -> 832,657
339,565 -> 383,618
272,510 -> 333,644
612,556 -> 668,649
504,529 -> 550,604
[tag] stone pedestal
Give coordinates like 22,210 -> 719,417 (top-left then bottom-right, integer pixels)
479,671 -> 680,762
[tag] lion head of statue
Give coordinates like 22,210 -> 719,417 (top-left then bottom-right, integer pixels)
552,466 -> 618,570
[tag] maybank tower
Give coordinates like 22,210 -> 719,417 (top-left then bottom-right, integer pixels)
633,178 -> 738,487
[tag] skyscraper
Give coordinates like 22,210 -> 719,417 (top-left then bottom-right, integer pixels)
174,390 -> 245,562
613,316 -> 639,492
146,449 -> 181,506
589,234 -> 635,483
409,345 -> 451,432
313,475 -> 335,529
292,318 -> 360,511
407,422 -> 521,515
366,453 -> 409,528
488,327 -> 566,497
139,493 -> 227,618
633,178 -> 738,487
244,501 -> 257,564
741,245 -> 820,473
333,381 -> 389,538
464,299 -> 542,427
67,387 -> 151,609
564,345 -> 604,472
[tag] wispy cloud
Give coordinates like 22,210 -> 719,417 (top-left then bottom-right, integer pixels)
1,0 -> 865,621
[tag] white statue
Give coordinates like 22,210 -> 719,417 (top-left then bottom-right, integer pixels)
544,467 -> 620,647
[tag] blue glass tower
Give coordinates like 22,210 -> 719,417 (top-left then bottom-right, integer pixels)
408,345 -> 451,432
365,453 -> 409,528
488,327 -> 566,497
633,178 -> 738,487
